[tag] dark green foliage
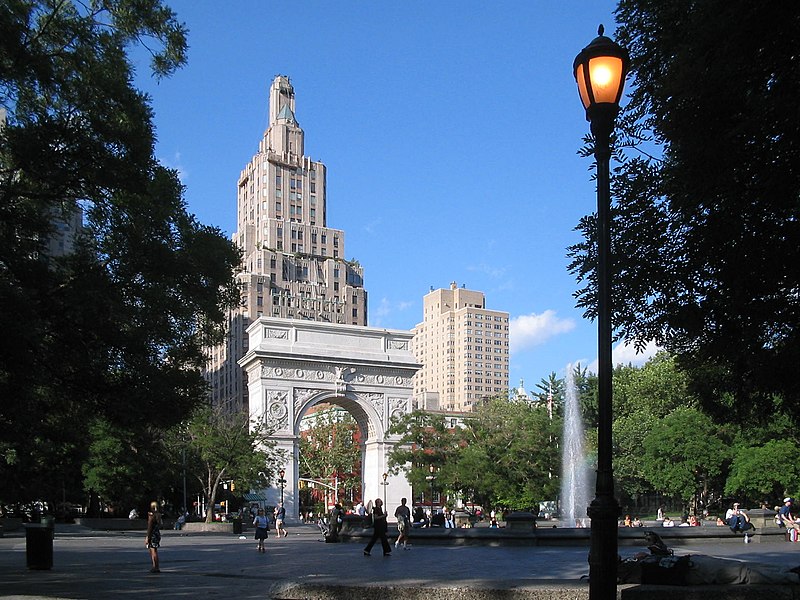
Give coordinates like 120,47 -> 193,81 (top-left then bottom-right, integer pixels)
568,0 -> 800,424
639,407 -> 729,506
0,1 -> 240,509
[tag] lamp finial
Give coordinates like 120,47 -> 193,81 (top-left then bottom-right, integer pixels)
598,24 -> 605,36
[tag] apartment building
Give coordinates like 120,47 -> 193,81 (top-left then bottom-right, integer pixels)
412,282 -> 509,412
205,76 -> 368,414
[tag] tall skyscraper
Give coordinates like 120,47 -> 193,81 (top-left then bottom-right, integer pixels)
205,76 -> 368,414
411,282 -> 510,412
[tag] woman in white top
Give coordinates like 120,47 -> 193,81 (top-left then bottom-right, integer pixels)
253,509 -> 269,553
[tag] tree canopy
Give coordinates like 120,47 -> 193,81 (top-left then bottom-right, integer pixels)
567,0 -> 800,423
388,398 -> 560,512
299,406 -> 362,501
0,0 -> 240,509
177,405 -> 283,523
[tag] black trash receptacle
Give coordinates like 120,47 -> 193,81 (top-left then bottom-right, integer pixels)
25,524 -> 53,570
232,519 -> 243,534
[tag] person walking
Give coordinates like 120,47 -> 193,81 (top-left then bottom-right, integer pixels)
145,501 -> 162,573
363,498 -> 391,557
274,502 -> 288,538
394,497 -> 411,550
330,503 -> 343,541
253,508 -> 269,552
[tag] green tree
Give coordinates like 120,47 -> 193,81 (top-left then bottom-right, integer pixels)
179,405 -> 283,524
533,372 -> 564,419
461,397 -> 560,510
299,406 -> 361,500
0,1 -> 240,509
81,417 -> 186,515
387,410 -> 465,504
612,353 -> 696,501
568,1 -> 800,423
725,439 -> 800,505
640,407 -> 729,511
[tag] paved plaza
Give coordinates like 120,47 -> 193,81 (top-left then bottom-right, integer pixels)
2,523 -> 800,599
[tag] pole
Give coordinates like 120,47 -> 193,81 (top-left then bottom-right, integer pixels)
430,478 -> 434,526
587,110 -> 620,600
181,446 -> 187,516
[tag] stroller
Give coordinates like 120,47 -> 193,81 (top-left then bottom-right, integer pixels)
317,515 -> 340,543
317,516 -> 331,541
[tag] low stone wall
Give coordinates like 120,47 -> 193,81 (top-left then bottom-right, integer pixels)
74,518 -> 152,531
341,523 -> 789,547
0,518 -> 23,534
181,521 -> 245,533
268,582 -> 800,600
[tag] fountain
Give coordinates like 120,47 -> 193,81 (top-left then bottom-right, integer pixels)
560,364 -> 592,527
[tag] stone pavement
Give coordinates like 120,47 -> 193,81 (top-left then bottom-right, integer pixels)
2,523 -> 800,599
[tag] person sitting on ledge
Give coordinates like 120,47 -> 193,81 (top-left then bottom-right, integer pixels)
725,502 -> 754,533
779,498 -> 800,533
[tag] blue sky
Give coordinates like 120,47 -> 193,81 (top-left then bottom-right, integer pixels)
135,0 -> 658,392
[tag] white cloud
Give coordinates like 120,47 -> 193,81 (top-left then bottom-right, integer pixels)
160,152 -> 188,183
466,261 -> 507,279
363,218 -> 382,235
370,297 -> 413,328
585,339 -> 661,373
510,310 -> 576,354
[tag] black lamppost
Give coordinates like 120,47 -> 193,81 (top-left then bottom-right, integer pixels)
278,468 -> 286,505
573,24 -> 629,600
380,472 -> 389,507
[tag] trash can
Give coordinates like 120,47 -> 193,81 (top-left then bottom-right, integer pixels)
25,523 -> 53,570
232,518 -> 242,534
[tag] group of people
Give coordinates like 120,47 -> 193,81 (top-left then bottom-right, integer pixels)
362,497 -> 413,556
661,515 -> 701,527
621,514 -> 644,527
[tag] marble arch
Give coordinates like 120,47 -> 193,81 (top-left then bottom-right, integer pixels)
239,317 -> 419,521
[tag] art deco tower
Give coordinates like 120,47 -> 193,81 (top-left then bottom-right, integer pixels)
205,76 -> 368,414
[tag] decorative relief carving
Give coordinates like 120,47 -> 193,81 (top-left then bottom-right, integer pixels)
389,397 -> 410,422
293,388 -> 324,411
355,392 -> 385,425
266,391 -> 289,430
265,328 -> 288,339
388,339 -> 409,350
261,362 -> 413,389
